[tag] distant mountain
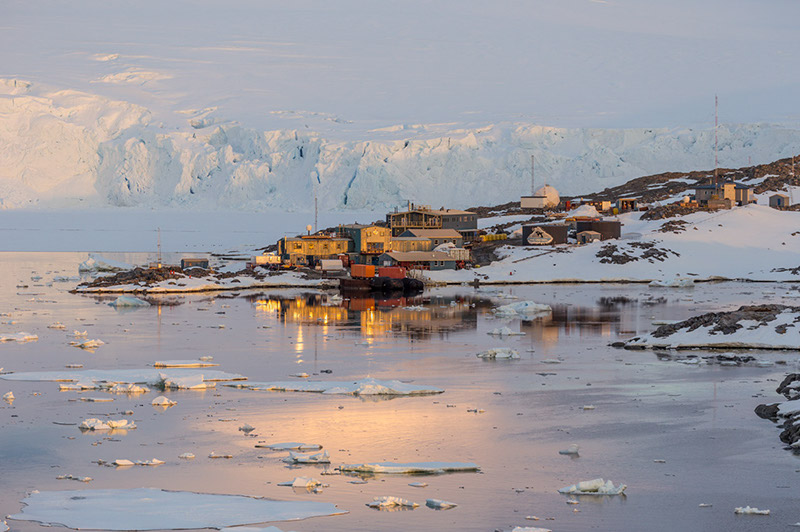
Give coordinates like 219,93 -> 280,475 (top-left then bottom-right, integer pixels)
3,78 -> 800,211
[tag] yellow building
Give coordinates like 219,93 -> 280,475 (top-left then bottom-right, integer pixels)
340,224 -> 392,255
277,235 -> 350,266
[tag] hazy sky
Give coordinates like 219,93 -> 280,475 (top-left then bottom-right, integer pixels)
3,0 -> 799,133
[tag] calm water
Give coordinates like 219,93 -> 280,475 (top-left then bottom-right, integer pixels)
1,252 -> 799,531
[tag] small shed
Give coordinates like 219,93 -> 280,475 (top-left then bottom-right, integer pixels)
521,224 -> 569,245
181,258 -> 209,270
616,198 -> 638,212
318,259 -> 345,272
770,193 -> 790,209
575,220 -> 621,241
577,230 -> 602,244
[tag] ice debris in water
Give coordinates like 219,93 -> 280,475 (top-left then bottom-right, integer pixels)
408,482 -> 428,487
558,478 -> 626,495
56,474 -> 92,482
426,499 -> 457,509
153,359 -> 219,368
239,424 -> 256,433
79,418 -> 136,431
0,332 -> 38,343
158,373 -> 215,389
339,462 -> 479,474
79,397 -> 114,402
9,488 -> 345,529
151,395 -> 176,407
47,322 -> 66,329
256,442 -> 323,451
284,450 -> 330,464
493,301 -> 552,318
227,377 -> 443,396
71,330 -> 88,337
109,296 -> 150,308
366,496 -> 418,508
3,391 -> 14,403
734,506 -> 770,515
112,458 -> 164,467
487,326 -> 524,337
559,444 -> 580,455
476,348 -> 520,359
511,528 -> 552,532
209,451 -> 233,459
278,478 -> 326,489
2,368 -> 245,386
78,254 -> 132,273
179,453 -> 195,460
71,338 -> 104,349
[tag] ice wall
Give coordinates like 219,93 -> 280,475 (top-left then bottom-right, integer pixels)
3,79 -> 800,211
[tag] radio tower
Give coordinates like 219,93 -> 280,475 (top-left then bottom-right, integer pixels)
714,95 -> 719,188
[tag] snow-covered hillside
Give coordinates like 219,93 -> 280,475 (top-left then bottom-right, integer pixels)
3,79 -> 800,212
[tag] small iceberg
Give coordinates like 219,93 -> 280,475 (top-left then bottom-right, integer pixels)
559,444 -> 580,456
0,332 -> 38,343
158,373 -> 215,390
426,498 -> 457,509
477,348 -> 520,359
151,395 -> 177,407
79,418 -> 136,431
278,477 -> 325,489
734,506 -> 770,515
558,478 -> 626,495
284,450 -> 330,464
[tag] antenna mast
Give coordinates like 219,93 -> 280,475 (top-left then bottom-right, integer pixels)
530,154 -> 535,195
157,227 -> 162,267
714,95 -> 719,187
314,193 -> 318,233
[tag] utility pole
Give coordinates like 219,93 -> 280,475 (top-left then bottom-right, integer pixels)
314,192 -> 318,233
530,154 -> 535,195
714,94 -> 719,188
157,227 -> 162,268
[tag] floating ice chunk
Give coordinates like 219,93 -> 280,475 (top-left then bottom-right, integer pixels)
2,368 -> 245,386
71,339 -> 104,349
3,391 -> 14,403
113,459 -> 135,467
493,301 -> 552,318
151,395 -> 176,407
257,442 -> 323,451
698,503 -> 712,507
110,383 -> 150,394
48,322 -> 66,329
512,527 -> 552,532
285,450 -> 330,464
229,378 -> 443,396
558,478 -> 626,495
9,488 -> 345,529
109,296 -> 150,308
136,458 -> 165,466
79,418 -> 135,431
649,278 -> 694,288
209,451 -> 233,459
477,348 -> 520,359
2,520 -> 7,532
278,477 -> 325,489
0,332 -> 38,343
559,444 -> 580,455
153,359 -> 219,368
56,474 -> 92,482
179,453 -> 195,460
366,496 -> 418,508
487,326 -> 525,336
734,506 -> 769,515
426,499 -> 457,509
582,405 -> 596,410
541,359 -> 561,364
566,499 -> 579,505
408,482 -> 428,487
239,424 -> 256,433
71,330 -> 88,337
80,397 -> 114,402
339,462 -> 479,474
158,373 -> 215,389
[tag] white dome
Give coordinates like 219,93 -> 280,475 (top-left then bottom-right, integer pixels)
533,185 -> 560,208
569,204 -> 600,218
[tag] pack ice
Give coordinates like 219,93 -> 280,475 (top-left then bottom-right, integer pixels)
476,348 -> 520,359
9,488 -> 346,530
226,377 -> 443,396
1,368 -> 245,388
0,332 -> 38,343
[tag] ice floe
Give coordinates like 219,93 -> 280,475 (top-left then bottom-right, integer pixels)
56,474 -> 92,482
476,348 -> 520,359
493,301 -> 552,318
70,338 -> 104,349
3,391 -> 14,403
339,461 -> 479,474
239,423 -> 256,433
79,418 -> 136,431
558,478 -> 626,495
256,442 -> 323,451
487,326 -> 525,337
227,378 -> 442,396
649,278 -> 695,288
734,506 -> 770,515
153,359 -> 220,368
109,296 -> 150,308
284,450 -> 330,464
511,528 -> 552,532
179,453 -> 195,459
47,322 -> 66,329
426,498 -> 457,509
158,373 -> 215,390
9,488 -> 345,529
408,482 -> 428,487
0,332 -> 38,343
366,496 -> 418,508
278,477 -> 326,489
559,444 -> 580,455
1,368 -> 245,387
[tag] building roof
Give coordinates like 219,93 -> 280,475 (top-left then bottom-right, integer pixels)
390,236 -> 431,241
283,235 -> 349,241
771,193 -> 790,198
390,207 -> 475,216
382,251 -> 455,262
577,230 -> 602,236
404,229 -> 463,239
341,223 -> 388,230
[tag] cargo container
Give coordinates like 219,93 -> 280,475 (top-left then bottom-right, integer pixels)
378,266 -> 406,279
351,264 -> 376,278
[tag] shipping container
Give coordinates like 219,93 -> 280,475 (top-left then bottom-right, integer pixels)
378,266 -> 406,279
351,264 -> 376,278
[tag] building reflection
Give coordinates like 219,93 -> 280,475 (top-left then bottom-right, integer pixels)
519,303 -> 622,346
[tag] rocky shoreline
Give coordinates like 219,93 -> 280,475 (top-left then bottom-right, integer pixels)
755,374 -> 800,451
